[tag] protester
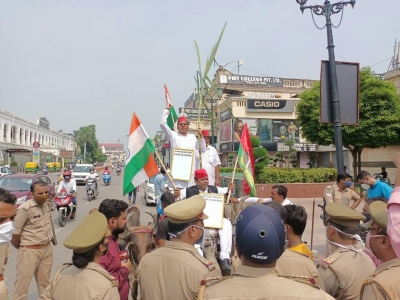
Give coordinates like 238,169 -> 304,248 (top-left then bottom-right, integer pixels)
155,192 -> 175,247
359,201 -> 400,299
275,205 -> 325,290
173,169 -> 235,276
318,203 -> 375,299
0,188 -> 17,299
38,212 -> 120,299
270,185 -> 293,205
356,170 -> 393,200
11,181 -> 54,300
199,205 -> 334,299
324,174 -> 361,209
138,195 -> 220,300
388,152 -> 400,258
98,199 -> 131,300
199,130 -> 221,186
160,104 -> 206,187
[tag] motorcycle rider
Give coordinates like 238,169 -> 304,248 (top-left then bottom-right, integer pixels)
116,165 -> 121,175
84,168 -> 99,192
103,166 -> 111,183
57,170 -> 77,216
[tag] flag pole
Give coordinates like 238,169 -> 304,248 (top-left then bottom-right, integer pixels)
154,151 -> 177,190
226,155 -> 239,204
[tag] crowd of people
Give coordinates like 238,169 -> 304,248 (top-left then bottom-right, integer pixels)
0,104 -> 399,299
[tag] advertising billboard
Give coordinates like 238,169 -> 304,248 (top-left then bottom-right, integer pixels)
218,119 -> 232,143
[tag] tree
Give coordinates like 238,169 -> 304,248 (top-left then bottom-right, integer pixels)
73,125 -> 103,163
251,136 -> 269,175
296,67 -> 400,176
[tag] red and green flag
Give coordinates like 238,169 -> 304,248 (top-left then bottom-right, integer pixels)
164,84 -> 178,130
238,123 -> 256,196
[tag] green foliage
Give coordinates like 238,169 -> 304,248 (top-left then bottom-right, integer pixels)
10,159 -> 18,167
250,136 -> 269,176
296,67 -> 400,174
73,125 -> 102,163
256,168 -> 337,183
220,167 -> 243,173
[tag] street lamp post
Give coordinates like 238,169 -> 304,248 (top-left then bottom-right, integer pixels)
208,98 -> 218,148
295,0 -> 355,175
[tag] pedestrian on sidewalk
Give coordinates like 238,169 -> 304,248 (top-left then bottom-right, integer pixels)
128,186 -> 139,205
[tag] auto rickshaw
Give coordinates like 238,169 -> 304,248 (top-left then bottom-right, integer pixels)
46,162 -> 55,172
25,162 -> 38,173
54,162 -> 61,172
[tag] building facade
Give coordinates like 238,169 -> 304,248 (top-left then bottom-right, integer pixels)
0,108 -> 76,167
98,143 -> 126,163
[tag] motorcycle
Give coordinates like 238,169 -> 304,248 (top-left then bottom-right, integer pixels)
116,168 -> 121,176
86,179 -> 98,201
42,167 -> 48,175
103,172 -> 111,186
54,189 -> 77,227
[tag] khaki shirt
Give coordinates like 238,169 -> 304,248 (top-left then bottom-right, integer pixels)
324,184 -> 360,207
201,265 -> 334,300
0,242 -> 9,275
38,262 -> 119,300
360,258 -> 400,300
318,248 -> 375,300
275,249 -> 325,291
138,241 -> 220,300
13,199 -> 52,246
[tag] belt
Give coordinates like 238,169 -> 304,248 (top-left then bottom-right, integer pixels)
24,242 -> 50,249
0,274 -> 3,281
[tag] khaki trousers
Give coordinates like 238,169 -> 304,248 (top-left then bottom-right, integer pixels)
0,280 -> 8,300
13,244 -> 53,300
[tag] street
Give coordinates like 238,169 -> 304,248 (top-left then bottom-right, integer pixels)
3,170 -> 335,299
4,171 -> 154,300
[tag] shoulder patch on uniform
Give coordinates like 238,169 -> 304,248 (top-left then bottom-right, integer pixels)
321,251 -> 344,265
86,266 -> 120,286
279,275 -> 320,289
190,252 -> 216,271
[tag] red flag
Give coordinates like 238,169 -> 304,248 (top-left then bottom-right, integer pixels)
238,123 -> 256,196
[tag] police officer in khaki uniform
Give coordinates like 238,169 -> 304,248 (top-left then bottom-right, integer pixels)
360,201 -> 400,299
318,203 -> 375,300
138,195 -> 220,300
0,188 -> 17,299
199,204 -> 334,300
39,211 -> 120,299
11,181 -> 54,300
324,174 -> 361,209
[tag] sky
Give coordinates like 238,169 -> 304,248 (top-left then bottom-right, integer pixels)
0,0 -> 399,146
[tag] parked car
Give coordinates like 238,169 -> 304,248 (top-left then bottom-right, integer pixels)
0,174 -> 55,207
71,164 -> 94,185
0,166 -> 14,178
144,173 -> 169,206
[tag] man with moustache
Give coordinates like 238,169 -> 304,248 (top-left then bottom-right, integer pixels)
11,181 -> 54,300
98,199 -> 132,300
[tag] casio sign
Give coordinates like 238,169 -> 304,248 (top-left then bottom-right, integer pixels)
247,99 -> 293,112
254,101 -> 280,108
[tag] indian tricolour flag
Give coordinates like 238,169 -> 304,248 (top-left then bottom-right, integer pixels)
238,123 -> 257,196
165,84 -> 178,130
123,113 -> 159,196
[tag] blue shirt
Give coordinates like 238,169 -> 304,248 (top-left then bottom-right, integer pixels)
367,180 -> 393,201
154,173 -> 166,197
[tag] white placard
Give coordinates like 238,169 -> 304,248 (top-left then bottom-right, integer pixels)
200,193 -> 224,229
171,148 -> 194,181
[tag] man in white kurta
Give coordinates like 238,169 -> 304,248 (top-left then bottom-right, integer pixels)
160,107 -> 206,188
200,130 -> 221,186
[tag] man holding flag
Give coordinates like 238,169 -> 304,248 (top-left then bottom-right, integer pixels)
160,85 -> 206,188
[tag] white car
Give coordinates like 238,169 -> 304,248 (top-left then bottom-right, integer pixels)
0,166 -> 14,178
71,164 -> 95,185
144,173 -> 169,206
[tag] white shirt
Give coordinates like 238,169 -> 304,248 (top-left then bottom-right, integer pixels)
200,145 -> 221,186
57,179 -> 77,194
85,173 -> 99,180
243,197 -> 293,206
160,109 -> 206,188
